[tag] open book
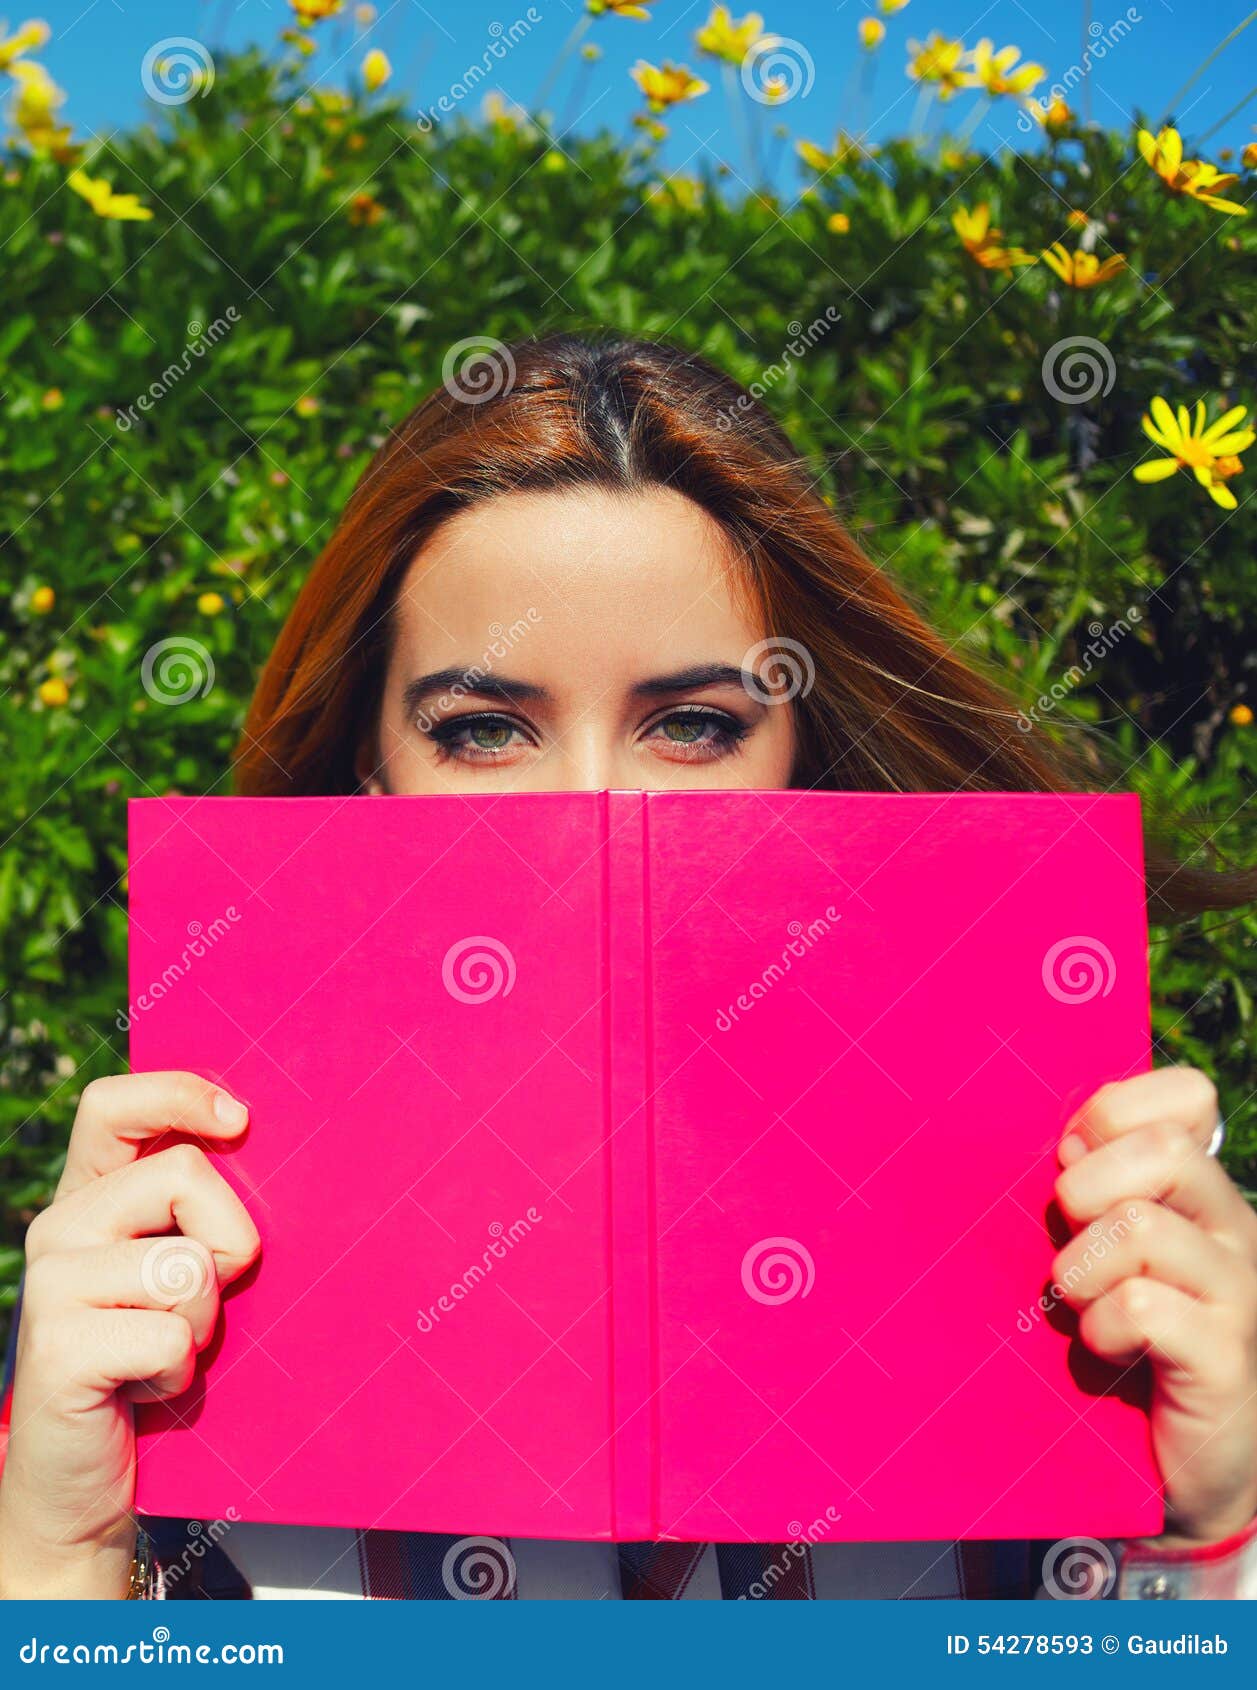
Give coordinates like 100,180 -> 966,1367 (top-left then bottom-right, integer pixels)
128,789 -> 1162,1542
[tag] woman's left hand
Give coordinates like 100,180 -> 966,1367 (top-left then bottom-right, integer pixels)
1053,1066 -> 1257,1545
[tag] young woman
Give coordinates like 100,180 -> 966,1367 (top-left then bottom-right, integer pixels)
1,335 -> 1255,1601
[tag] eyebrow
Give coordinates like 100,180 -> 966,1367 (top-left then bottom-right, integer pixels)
402,662 -> 758,714
401,669 -> 547,713
630,663 -> 756,698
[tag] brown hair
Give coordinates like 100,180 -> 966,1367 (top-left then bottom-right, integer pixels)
235,332 -> 1252,920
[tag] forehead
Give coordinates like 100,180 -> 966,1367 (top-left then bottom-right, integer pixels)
390,486 -> 764,676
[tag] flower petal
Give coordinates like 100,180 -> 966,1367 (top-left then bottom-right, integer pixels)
1148,395 -> 1179,444
1200,405 -> 1248,442
1207,429 -> 1255,455
1133,458 -> 1180,482
1141,414 -> 1175,450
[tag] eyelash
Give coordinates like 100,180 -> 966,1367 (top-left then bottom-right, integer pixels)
422,707 -> 751,766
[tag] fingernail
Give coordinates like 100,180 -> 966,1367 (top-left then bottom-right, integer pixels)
1058,1132 -> 1086,1166
213,1091 -> 249,1129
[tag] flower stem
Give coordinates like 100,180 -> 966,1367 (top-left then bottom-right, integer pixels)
1159,10 -> 1257,128
533,14 -> 592,117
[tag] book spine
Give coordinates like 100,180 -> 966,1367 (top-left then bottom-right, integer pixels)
602,791 -> 656,1540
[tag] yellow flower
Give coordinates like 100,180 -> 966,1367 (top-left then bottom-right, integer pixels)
965,39 -> 1045,98
645,173 -> 704,211
696,6 -> 764,63
1040,243 -> 1125,288
582,43 -> 603,60
280,28 -> 318,56
632,113 -> 669,142
40,386 -> 63,409
541,149 -> 567,172
1137,126 -> 1249,216
289,0 -> 342,22
1066,208 -> 1090,229
796,130 -> 866,174
907,33 -> 968,100
30,585 -> 55,613
631,59 -> 709,112
295,394 -> 320,417
67,167 -> 153,221
1025,94 -> 1072,133
858,17 -> 885,50
9,59 -> 69,151
1243,142 -> 1257,171
879,0 -> 910,11
0,18 -> 50,70
1230,703 -> 1254,726
588,0 -> 656,16
361,47 -> 390,91
827,211 -> 851,233
482,91 -> 529,133
347,190 -> 383,225
1133,397 -> 1255,510
951,202 -> 1035,269
38,676 -> 69,707
197,592 -> 226,617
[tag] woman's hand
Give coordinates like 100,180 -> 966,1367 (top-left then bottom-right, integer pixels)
1053,1066 -> 1257,1545
0,1072 -> 259,1599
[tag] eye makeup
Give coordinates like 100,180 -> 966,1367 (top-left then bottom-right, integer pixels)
417,703 -> 753,768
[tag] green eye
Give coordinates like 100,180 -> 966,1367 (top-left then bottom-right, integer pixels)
661,716 -> 705,743
425,712 -> 525,762
468,720 -> 514,750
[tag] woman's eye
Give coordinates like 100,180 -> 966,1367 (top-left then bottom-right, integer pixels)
425,714 -> 527,762
646,710 -> 748,758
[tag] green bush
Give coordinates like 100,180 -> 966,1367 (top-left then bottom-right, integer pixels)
1,49 -> 1254,1342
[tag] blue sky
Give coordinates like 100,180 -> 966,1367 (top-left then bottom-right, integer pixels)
27,0 -> 1257,187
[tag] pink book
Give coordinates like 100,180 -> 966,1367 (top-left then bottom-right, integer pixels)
128,790 -> 1162,1542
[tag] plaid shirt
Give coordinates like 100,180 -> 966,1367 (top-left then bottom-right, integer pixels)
138,1518 -> 1257,1600
5,1309 -> 1257,1601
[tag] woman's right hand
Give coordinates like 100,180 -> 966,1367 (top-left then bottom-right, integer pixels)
0,1072 -> 260,1599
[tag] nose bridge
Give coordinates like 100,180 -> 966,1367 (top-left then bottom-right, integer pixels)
554,714 -> 619,791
